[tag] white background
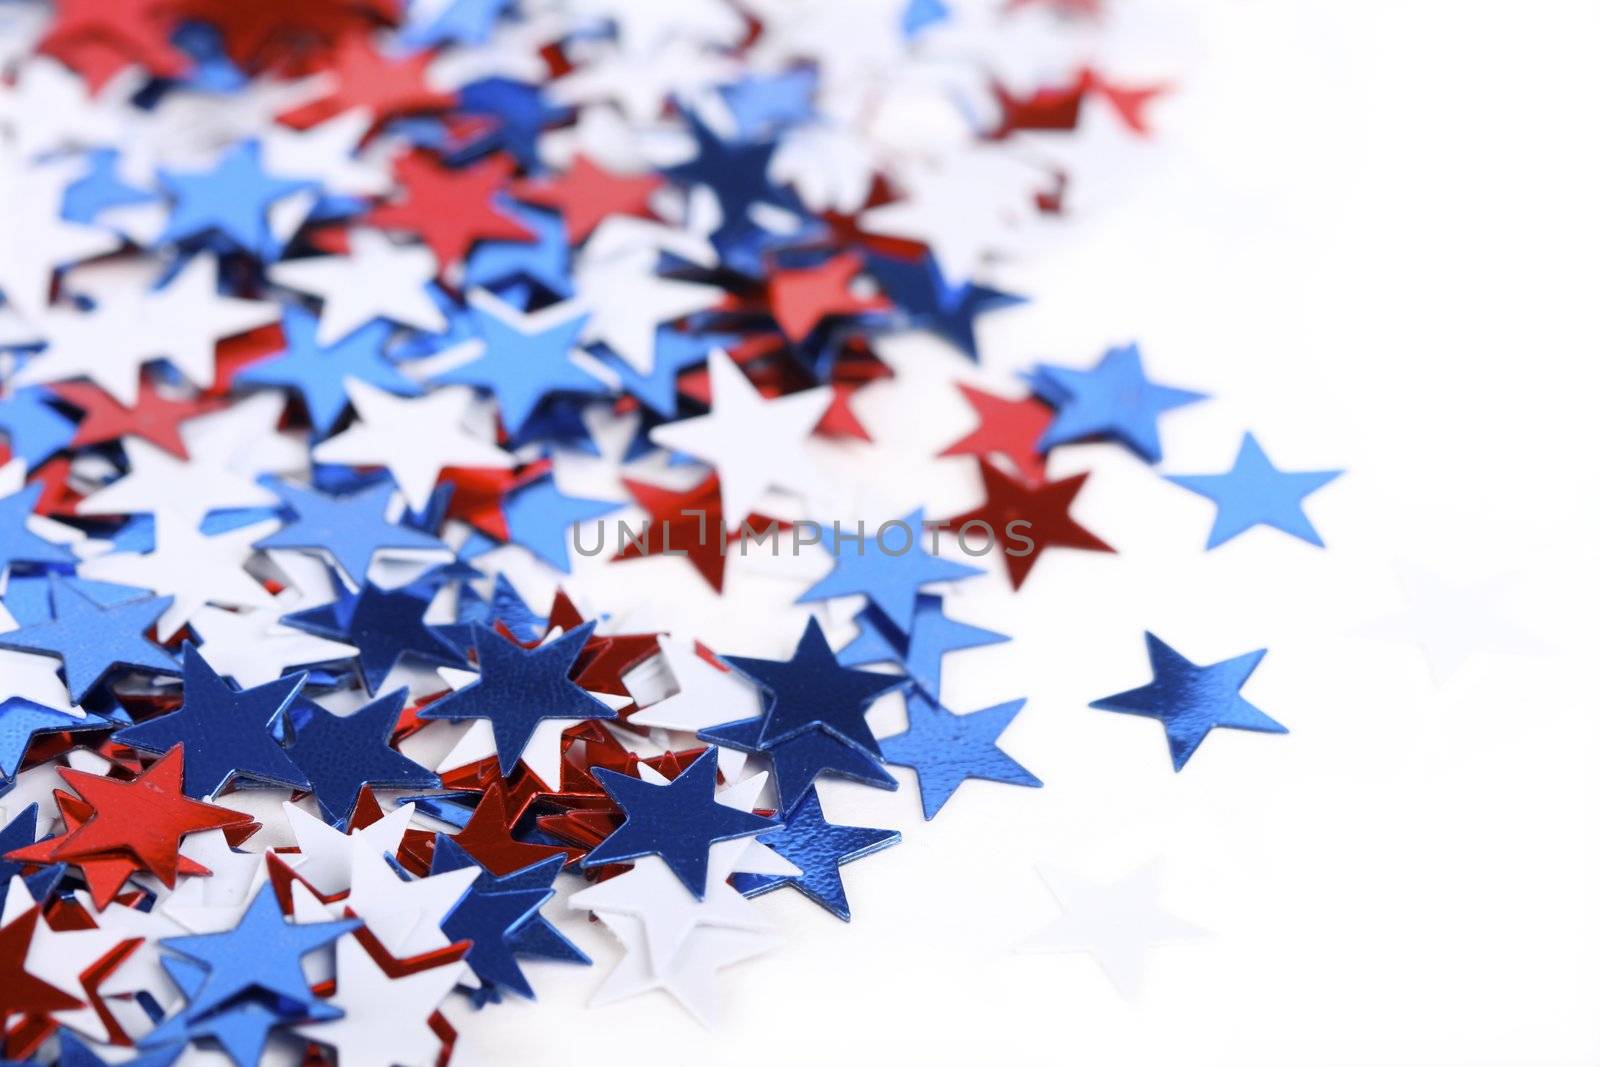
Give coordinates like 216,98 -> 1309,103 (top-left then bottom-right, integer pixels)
469,2 -> 1600,1064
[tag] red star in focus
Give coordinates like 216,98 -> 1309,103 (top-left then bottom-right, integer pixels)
168,0 -> 402,74
614,473 -> 784,592
51,379 -> 217,459
766,253 -> 891,343
511,154 -> 664,243
8,747 -> 259,908
451,781 -> 578,876
37,0 -> 187,92
279,36 -> 453,129
366,151 -> 531,269
940,382 -> 1055,484
945,457 -> 1114,588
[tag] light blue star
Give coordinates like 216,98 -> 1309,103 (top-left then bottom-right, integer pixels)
502,474 -> 619,572
582,746 -> 774,897
0,480 -> 76,580
116,643 -> 310,798
432,303 -> 603,433
418,622 -> 615,776
604,327 -> 734,418
62,148 -> 155,225
401,0 -> 513,46
255,476 -> 448,587
158,885 -> 356,1021
1166,432 -> 1342,549
0,579 -> 179,703
730,788 -> 899,920
1090,632 -> 1285,770
0,387 -> 76,468
797,508 -> 982,633
157,141 -> 310,258
235,308 -> 417,436
838,594 -> 1008,700
0,699 -> 110,780
879,693 -> 1041,819
1032,343 -> 1206,462
463,204 -> 571,296
720,69 -> 817,138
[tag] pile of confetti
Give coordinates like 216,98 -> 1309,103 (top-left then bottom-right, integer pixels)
0,0 -> 1347,1063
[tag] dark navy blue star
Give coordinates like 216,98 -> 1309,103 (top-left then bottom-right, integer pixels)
431,834 -> 587,999
0,480 -> 76,579
1166,432 -> 1342,549
879,693 -> 1041,819
463,204 -> 571,297
255,477 -> 448,588
0,579 -> 179,703
439,572 -> 545,650
1032,342 -> 1206,462
665,110 -> 798,232
730,788 -> 898,920
725,616 -> 905,755
285,690 -> 438,829
419,622 -> 614,775
1090,632 -> 1285,770
868,253 -> 1022,360
0,387 -> 76,468
700,714 -> 897,816
451,77 -> 569,171
116,644 -> 309,798
502,474 -> 619,572
0,806 -> 68,912
432,302 -> 603,433
159,885 -> 356,1020
0,698 -> 111,781
797,508 -> 981,634
283,581 -> 467,693
582,747 -> 774,897
235,308 -> 418,436
839,594 -> 1009,700
157,140 -> 310,258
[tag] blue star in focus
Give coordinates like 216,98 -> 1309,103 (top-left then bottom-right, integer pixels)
464,204 -> 571,297
144,953 -> 328,1067
432,835 -> 588,1000
1166,432 -> 1342,549
582,747 -> 773,897
725,616 -> 905,755
433,303 -> 602,434
285,690 -> 438,829
879,693 -> 1041,819
731,788 -> 898,920
116,643 -> 310,798
1090,632 -> 1284,770
0,699 -> 110,781
0,480 -> 76,580
700,715 -> 898,816
283,582 -> 466,693
156,886 -> 354,1037
1031,342 -> 1206,462
797,508 -> 981,634
502,473 -> 619,572
0,806 -> 68,911
869,253 -> 1022,360
839,594 -> 1008,701
157,140 -> 311,258
0,579 -> 178,703
419,622 -> 614,776
255,476 -> 448,588
236,309 -> 418,436
0,387 -> 76,468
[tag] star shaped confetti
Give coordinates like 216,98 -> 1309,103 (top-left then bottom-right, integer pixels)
1166,432 -> 1342,549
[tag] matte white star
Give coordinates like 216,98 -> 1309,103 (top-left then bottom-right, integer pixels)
75,437 -> 282,521
571,247 -> 723,373
260,108 -> 392,198
277,800 -> 415,897
296,935 -> 467,1067
0,149 -> 119,322
648,348 -> 831,524
311,380 -> 513,511
268,228 -> 448,345
189,597 -> 359,689
340,840 -> 477,958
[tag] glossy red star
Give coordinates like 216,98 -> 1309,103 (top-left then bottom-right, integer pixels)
766,252 -> 891,343
451,781 -> 578,877
36,0 -> 186,92
940,382 -> 1055,484
7,747 -> 259,908
440,460 -> 551,542
613,473 -> 784,592
278,34 -> 452,128
511,154 -> 664,243
945,457 -> 1114,588
366,151 -> 531,269
51,379 -> 217,459
0,906 -> 83,1058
